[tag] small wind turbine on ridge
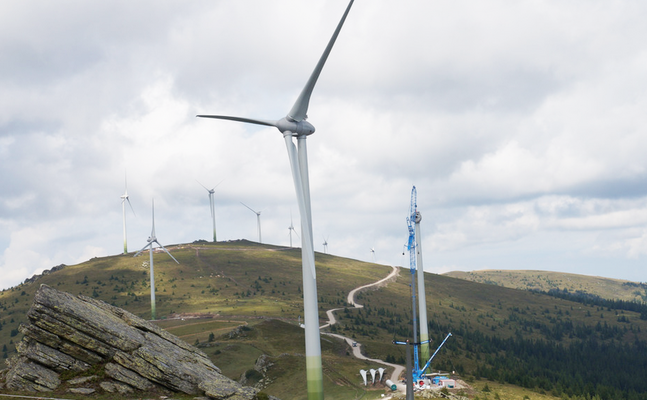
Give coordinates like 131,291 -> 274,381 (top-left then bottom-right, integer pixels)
134,199 -> 179,320
197,1 -> 354,397
197,180 -> 223,242
120,174 -> 135,254
241,202 -> 262,244
370,247 -> 376,262
288,212 -> 299,248
322,236 -> 329,254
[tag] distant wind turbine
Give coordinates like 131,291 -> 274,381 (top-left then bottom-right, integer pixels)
120,175 -> 135,254
241,202 -> 262,244
197,1 -> 354,397
370,247 -> 376,262
198,180 -> 223,242
288,212 -> 299,248
134,199 -> 179,320
322,236 -> 329,254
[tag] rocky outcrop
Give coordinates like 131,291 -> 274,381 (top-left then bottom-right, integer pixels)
23,264 -> 66,284
2,284 -> 261,399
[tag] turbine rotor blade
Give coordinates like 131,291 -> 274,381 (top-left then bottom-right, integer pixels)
212,179 -> 225,191
196,179 -> 210,192
196,115 -> 278,128
134,242 -> 152,257
240,201 -> 259,214
126,198 -> 136,216
287,0 -> 354,122
155,241 -> 180,264
151,200 -> 156,237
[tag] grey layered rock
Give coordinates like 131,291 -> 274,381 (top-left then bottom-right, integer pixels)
2,284 -> 263,399
67,375 -> 97,385
19,322 -> 104,364
5,357 -> 60,392
104,362 -> 154,390
100,380 -> 134,394
16,339 -> 90,372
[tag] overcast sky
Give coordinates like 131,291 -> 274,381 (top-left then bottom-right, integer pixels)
2,0 -> 647,290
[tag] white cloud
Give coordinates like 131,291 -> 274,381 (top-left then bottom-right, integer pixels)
3,0 -> 647,289
0,226 -> 56,289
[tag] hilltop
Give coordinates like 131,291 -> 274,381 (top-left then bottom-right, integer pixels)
445,269 -> 647,302
2,240 -> 647,399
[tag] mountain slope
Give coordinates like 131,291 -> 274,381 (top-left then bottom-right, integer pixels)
3,241 -> 647,399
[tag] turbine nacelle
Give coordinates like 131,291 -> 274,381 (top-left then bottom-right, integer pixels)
277,117 -> 315,136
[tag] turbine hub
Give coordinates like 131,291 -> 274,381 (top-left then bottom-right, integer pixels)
276,117 -> 315,136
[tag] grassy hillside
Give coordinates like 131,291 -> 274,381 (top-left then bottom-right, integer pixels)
332,269 -> 647,362
0,240 -> 392,399
3,241 -> 647,399
445,270 -> 647,302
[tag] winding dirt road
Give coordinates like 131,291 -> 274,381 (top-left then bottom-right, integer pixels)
319,266 -> 405,383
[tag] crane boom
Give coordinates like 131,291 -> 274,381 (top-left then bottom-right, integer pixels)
420,332 -> 453,375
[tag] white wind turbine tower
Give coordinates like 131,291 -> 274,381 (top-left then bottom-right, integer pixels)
134,199 -> 179,320
415,207 -> 430,363
197,2 -> 354,397
241,202 -> 262,244
370,247 -> 376,262
120,176 -> 135,254
322,236 -> 329,254
198,180 -> 223,242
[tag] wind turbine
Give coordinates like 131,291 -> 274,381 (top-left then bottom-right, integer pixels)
120,175 -> 135,254
241,202 -> 262,244
197,1 -> 354,397
134,199 -> 179,320
198,180 -> 223,242
370,247 -> 376,262
322,236 -> 329,254
288,212 -> 299,248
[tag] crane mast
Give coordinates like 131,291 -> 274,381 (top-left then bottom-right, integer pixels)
407,187 -> 420,379
395,186 -> 443,388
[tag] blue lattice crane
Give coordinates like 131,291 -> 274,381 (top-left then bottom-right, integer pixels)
394,186 -> 451,389
407,187 -> 421,380
394,187 -> 425,383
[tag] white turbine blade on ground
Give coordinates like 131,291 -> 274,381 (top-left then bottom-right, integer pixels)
196,115 -> 278,128
154,240 -> 180,264
287,0 -> 354,122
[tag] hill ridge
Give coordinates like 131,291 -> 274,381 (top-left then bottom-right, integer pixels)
445,269 -> 647,303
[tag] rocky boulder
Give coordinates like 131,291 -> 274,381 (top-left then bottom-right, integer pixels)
2,284 -> 263,399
